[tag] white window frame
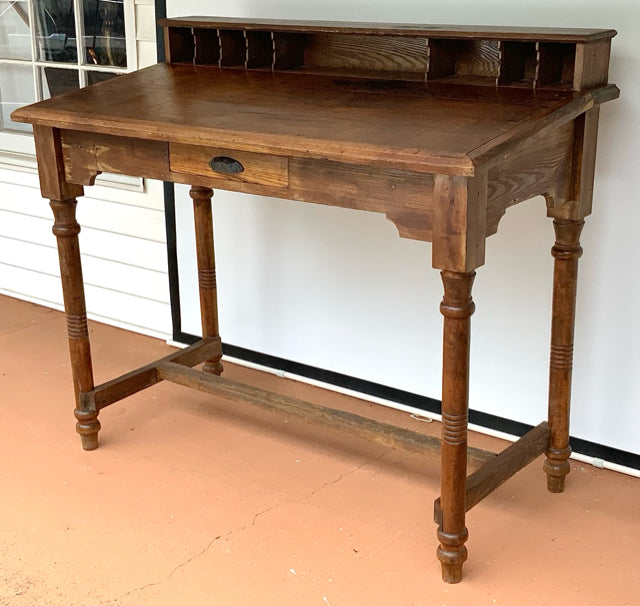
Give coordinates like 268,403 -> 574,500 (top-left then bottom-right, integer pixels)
0,0 -> 142,190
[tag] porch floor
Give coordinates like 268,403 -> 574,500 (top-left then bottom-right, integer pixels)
1,294 -> 638,605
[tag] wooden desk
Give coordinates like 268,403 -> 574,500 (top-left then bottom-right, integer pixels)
12,17 -> 619,583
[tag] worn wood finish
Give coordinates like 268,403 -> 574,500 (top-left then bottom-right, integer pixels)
570,108 -> 601,219
82,337 -> 222,411
453,39 -> 501,78
437,270 -> 475,583
157,18 -> 614,92
34,126 -> 84,201
61,129 -> 170,185
60,130 -> 435,241
290,158 -> 434,240
170,143 -> 289,187
304,33 -> 429,75
432,173 -> 487,272
33,126 -> 98,450
485,121 -> 574,235
543,219 -> 584,492
190,186 -> 224,375
48,197 -> 99,450
545,106 -> 601,222
15,19 -> 618,584
467,84 -> 616,170
12,65 -> 618,177
156,361 -> 495,462
541,96 -> 600,494
433,421 -> 551,524
574,39 -> 611,90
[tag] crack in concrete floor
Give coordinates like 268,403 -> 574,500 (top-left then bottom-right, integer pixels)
119,450 -> 390,603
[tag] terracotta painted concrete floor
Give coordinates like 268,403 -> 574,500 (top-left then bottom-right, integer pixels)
0,294 -> 639,606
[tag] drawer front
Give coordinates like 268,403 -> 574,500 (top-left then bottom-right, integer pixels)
169,143 -> 289,187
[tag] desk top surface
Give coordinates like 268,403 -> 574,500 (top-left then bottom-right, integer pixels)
12,63 -> 616,175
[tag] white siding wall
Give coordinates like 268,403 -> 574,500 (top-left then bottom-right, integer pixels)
0,0 -> 170,339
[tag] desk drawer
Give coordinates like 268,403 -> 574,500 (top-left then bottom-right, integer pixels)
169,143 -> 289,187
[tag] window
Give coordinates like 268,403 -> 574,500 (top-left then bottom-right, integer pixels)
0,0 -> 137,157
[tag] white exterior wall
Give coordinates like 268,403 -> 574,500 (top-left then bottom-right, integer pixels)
170,0 -> 640,456
0,0 -> 170,339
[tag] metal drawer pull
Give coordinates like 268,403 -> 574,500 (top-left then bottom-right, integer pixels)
209,156 -> 244,174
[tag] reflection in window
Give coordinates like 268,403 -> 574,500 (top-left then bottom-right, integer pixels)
33,0 -> 76,62
39,65 -> 78,98
83,0 -> 126,67
87,69 -> 118,85
0,0 -> 32,60
33,0 -> 126,67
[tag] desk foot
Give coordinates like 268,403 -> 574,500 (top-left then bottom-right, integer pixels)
203,360 -> 224,375
74,408 -> 101,450
437,527 -> 468,583
546,475 -> 567,493
544,446 -> 571,492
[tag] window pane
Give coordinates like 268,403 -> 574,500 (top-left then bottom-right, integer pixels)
86,69 -> 119,85
33,0 -> 77,63
40,65 -> 78,98
0,0 -> 32,60
0,62 -> 34,133
81,0 -> 126,67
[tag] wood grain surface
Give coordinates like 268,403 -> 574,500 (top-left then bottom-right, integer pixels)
170,143 -> 289,187
12,64 -> 615,176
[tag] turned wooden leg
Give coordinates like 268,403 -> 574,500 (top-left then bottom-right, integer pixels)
437,270 -> 475,583
190,186 -> 223,375
544,218 -> 584,492
50,199 -> 99,450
